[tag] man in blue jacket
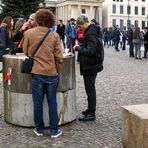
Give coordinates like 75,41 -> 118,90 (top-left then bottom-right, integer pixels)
74,16 -> 104,121
65,18 -> 76,53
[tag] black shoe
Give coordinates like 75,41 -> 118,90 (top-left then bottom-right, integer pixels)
82,109 -> 90,116
78,114 -> 96,121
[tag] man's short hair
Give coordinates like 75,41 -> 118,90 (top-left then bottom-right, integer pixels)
70,18 -> 75,22
29,13 -> 36,20
76,15 -> 89,25
59,19 -> 63,23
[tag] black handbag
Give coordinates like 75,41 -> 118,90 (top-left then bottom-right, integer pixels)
20,57 -> 34,73
21,29 -> 50,74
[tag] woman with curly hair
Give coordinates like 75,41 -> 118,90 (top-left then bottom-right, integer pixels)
23,9 -> 63,138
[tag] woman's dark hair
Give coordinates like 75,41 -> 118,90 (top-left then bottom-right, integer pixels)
2,16 -> 13,30
35,9 -> 55,28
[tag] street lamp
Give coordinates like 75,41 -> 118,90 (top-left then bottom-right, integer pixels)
127,0 -> 130,27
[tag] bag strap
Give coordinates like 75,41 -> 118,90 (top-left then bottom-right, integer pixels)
30,29 -> 50,58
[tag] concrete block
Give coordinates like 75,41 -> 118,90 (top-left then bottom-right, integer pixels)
122,104 -> 148,148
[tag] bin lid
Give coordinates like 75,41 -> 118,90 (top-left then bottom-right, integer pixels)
3,53 -> 27,59
3,53 -> 74,60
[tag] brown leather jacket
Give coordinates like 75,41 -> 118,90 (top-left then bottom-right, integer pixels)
23,26 -> 63,76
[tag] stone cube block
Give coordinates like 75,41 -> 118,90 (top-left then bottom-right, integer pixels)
122,104 -> 148,148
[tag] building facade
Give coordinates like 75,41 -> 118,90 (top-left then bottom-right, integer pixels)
44,0 -> 104,26
103,0 -> 148,29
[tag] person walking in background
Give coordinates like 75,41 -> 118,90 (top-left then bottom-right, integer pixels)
103,28 -> 109,47
127,26 -> 134,57
121,28 -> 127,51
65,18 -> 76,53
74,15 -> 104,121
23,9 -> 63,138
112,25 -> 120,51
133,27 -> 143,59
143,27 -> 148,58
56,19 -> 65,48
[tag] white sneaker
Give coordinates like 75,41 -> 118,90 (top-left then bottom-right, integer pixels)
33,128 -> 43,136
51,129 -> 62,138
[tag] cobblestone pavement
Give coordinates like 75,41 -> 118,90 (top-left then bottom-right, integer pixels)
0,46 -> 148,148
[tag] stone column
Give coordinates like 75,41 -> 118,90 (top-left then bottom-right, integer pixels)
90,6 -> 94,19
56,7 -> 58,22
78,5 -> 81,16
98,6 -> 102,26
68,5 -> 71,20
65,5 -> 68,23
63,6 -> 65,22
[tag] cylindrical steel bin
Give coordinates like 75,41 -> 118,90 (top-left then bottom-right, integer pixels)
3,53 -> 76,127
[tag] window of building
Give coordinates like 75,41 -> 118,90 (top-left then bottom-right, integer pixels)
135,0 -> 138,1
120,19 -> 124,28
120,5 -> 124,14
113,0 -> 115,1
135,7 -> 138,15
135,20 -> 138,27
81,9 -> 86,14
142,21 -> 145,29
112,5 -> 116,14
142,0 -> 145,1
120,0 -> 123,2
112,19 -> 116,26
142,7 -> 145,15
127,6 -> 131,15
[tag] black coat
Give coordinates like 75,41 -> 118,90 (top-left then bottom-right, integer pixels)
0,26 -> 8,50
56,24 -> 65,40
78,24 -> 104,75
144,31 -> 148,48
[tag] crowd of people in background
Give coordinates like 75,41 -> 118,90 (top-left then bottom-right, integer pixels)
0,14 -> 148,61
102,24 -> 148,60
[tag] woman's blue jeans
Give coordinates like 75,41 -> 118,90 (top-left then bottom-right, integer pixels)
32,74 -> 59,132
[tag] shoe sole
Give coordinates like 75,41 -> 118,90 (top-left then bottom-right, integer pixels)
51,131 -> 62,138
33,130 -> 43,136
78,118 -> 96,121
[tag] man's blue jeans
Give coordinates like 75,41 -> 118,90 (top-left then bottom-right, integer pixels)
32,74 -> 59,133
129,42 -> 134,57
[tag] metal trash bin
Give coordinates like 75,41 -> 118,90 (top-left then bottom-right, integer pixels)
3,53 -> 76,127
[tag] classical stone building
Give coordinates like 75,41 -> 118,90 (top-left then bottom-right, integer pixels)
44,0 -> 104,26
103,0 -> 148,29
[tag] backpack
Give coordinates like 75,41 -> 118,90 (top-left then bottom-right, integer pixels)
77,30 -> 84,39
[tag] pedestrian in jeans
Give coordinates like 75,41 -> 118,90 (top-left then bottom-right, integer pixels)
74,16 -> 104,121
133,27 -> 142,59
23,9 -> 63,138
